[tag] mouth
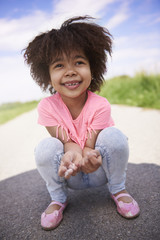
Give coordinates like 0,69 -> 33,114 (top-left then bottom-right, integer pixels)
63,81 -> 82,89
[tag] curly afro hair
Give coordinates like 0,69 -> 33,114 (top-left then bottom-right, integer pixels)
23,16 -> 112,94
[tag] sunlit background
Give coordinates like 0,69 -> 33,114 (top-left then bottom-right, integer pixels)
0,0 -> 160,104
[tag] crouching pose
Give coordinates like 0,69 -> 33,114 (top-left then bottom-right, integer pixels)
24,16 -> 140,231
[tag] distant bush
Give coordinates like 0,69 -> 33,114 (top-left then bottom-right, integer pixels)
99,72 -> 160,109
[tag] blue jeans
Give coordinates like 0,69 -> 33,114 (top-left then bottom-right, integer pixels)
35,127 -> 129,203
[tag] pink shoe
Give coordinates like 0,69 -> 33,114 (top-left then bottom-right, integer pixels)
41,201 -> 68,230
111,193 -> 140,219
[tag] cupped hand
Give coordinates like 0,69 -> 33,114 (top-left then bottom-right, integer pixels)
81,150 -> 102,174
58,151 -> 82,179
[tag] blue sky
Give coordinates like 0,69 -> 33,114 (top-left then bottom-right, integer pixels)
0,0 -> 160,103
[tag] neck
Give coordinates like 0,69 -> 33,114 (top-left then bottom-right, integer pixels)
60,91 -> 88,119
61,91 -> 88,108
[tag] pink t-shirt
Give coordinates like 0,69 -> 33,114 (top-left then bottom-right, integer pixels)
38,91 -> 114,149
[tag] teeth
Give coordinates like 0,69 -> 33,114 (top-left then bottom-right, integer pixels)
65,82 -> 79,86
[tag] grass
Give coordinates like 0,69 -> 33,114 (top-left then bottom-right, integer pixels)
0,72 -> 160,125
99,72 -> 160,109
0,101 -> 39,125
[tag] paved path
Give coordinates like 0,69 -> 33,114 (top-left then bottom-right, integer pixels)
0,105 -> 160,181
0,105 -> 160,239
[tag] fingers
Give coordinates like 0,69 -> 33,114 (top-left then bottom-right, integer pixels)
87,149 -> 100,158
64,163 -> 80,179
59,150 -> 102,177
58,152 -> 80,179
86,151 -> 102,166
58,165 -> 67,177
81,150 -> 102,174
64,168 -> 73,178
58,153 -> 73,177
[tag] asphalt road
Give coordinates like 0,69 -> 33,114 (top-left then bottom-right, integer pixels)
0,163 -> 160,240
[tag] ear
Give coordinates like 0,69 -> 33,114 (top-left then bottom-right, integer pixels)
49,81 -> 54,88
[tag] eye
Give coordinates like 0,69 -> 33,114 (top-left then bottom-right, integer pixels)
76,61 -> 85,65
55,63 -> 63,68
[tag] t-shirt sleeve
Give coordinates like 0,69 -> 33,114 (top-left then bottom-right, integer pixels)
90,98 -> 114,130
37,98 -> 59,126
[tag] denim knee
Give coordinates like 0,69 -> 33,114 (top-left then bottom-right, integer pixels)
95,127 -> 129,193
35,137 -> 64,167
96,127 -> 129,163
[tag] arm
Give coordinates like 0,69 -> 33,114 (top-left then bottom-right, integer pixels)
83,130 -> 101,155
46,126 -> 82,178
46,126 -> 82,154
46,126 -> 102,175
81,130 -> 102,173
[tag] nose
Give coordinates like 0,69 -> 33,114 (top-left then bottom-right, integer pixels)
65,64 -> 77,77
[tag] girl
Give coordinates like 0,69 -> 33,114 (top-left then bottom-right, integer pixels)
24,16 -> 140,230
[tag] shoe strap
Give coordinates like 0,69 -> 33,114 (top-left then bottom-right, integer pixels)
49,201 -> 66,208
114,193 -> 133,201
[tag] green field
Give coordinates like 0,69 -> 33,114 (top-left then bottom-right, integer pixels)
0,101 -> 39,125
99,72 -> 160,109
0,73 -> 160,125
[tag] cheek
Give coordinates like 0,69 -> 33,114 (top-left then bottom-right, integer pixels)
51,81 -> 57,90
49,73 -> 58,88
50,79 -> 57,91
82,68 -> 91,80
87,68 -> 92,79
86,71 -> 92,83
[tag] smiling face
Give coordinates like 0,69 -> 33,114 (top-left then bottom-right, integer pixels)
49,51 -> 92,104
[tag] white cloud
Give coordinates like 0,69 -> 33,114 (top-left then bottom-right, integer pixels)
154,17 -> 160,23
114,47 -> 160,60
0,10 -> 53,52
0,0 -> 115,53
138,12 -> 160,25
105,1 -> 129,29
0,55 -> 46,103
53,0 -> 114,17
107,30 -> 160,77
107,46 -> 160,78
0,0 -> 160,103
0,0 -> 116,103
106,12 -> 128,29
